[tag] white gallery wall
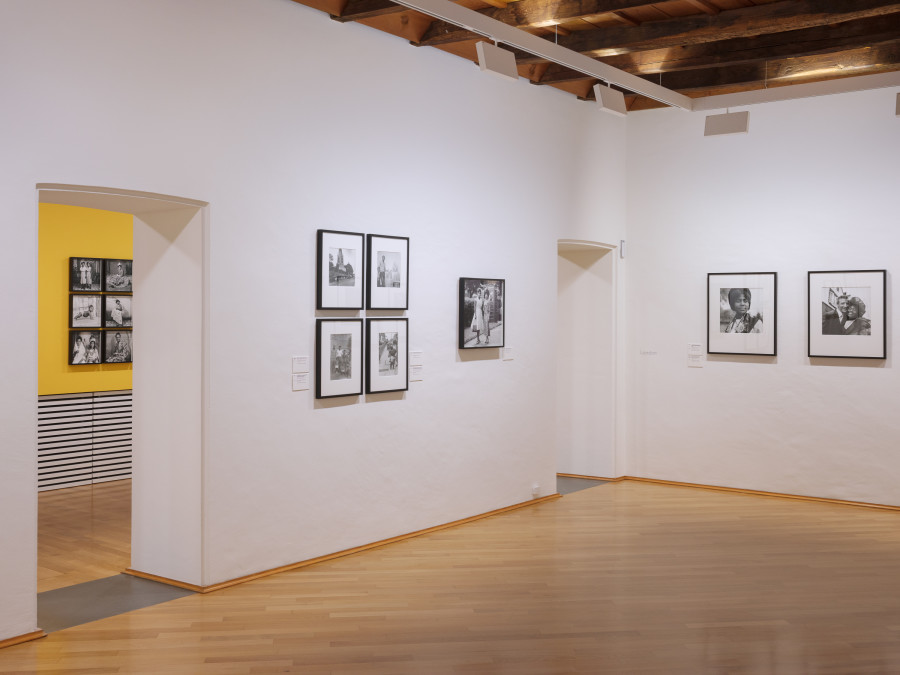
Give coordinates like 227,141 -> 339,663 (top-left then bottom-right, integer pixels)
626,88 -> 900,506
0,0 -> 628,636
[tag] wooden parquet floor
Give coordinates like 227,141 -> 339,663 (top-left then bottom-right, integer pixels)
38,480 -> 131,593
7,480 -> 900,673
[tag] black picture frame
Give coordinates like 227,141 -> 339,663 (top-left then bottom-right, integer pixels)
808,270 -> 887,359
69,293 -> 102,328
69,257 -> 103,292
707,272 -> 777,356
69,330 -> 102,365
316,230 -> 365,310
458,278 -> 505,349
103,330 -> 133,364
104,295 -> 133,328
104,258 -> 133,293
366,234 -> 409,310
366,318 -> 408,394
316,318 -> 363,399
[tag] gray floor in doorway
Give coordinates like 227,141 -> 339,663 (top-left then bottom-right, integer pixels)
557,476 -> 609,495
38,574 -> 194,633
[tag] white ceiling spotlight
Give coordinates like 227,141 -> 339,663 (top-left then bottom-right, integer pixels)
704,109 -> 750,136
476,40 -> 519,83
592,82 -> 627,117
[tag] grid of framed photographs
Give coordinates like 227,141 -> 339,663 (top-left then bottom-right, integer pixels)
68,257 -> 133,365
315,231 -> 409,398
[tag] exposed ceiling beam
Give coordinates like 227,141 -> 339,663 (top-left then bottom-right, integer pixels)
418,0 -> 662,45
549,0 -> 900,57
423,0 -> 900,51
692,69 -> 900,110
535,16 -> 900,84
393,0 -> 694,107
332,0 -> 402,22
683,0 -> 719,15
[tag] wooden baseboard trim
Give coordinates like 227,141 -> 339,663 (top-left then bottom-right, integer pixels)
623,476 -> 900,512
557,473 -> 623,482
0,630 -> 46,651
127,493 -> 562,594
123,569 -> 206,593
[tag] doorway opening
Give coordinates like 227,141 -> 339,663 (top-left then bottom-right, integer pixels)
36,184 -> 208,631
556,240 -> 617,480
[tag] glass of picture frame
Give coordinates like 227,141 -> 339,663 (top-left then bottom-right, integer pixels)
458,278 -> 505,349
103,330 -> 133,364
808,270 -> 886,359
316,318 -> 363,398
317,230 -> 364,310
366,318 -> 408,394
707,272 -> 777,356
104,259 -> 133,292
104,295 -> 133,328
70,294 -> 102,328
69,257 -> 103,292
69,330 -> 102,365
367,234 -> 409,310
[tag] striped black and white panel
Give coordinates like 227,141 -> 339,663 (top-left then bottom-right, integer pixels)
37,390 -> 132,491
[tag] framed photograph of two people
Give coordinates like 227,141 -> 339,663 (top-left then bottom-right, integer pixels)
707,272 -> 777,356
808,270 -> 886,359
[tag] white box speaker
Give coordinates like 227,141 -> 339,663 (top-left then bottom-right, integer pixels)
704,110 -> 750,136
593,83 -> 627,117
476,41 -> 519,83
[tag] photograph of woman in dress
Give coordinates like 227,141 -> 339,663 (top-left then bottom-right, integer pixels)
69,331 -> 102,365
71,335 -> 86,364
458,278 -> 505,349
104,296 -> 132,327
721,288 -> 763,334
85,337 -> 101,363
69,258 -> 102,292
104,259 -> 133,292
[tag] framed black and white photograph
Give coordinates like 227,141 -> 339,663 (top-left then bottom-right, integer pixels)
69,330 -> 102,365
316,319 -> 363,398
103,330 -> 133,364
707,272 -> 777,356
317,230 -> 364,310
70,294 -> 102,328
104,295 -> 133,328
458,278 -> 505,349
808,270 -> 886,359
69,257 -> 103,292
367,234 -> 409,310
366,318 -> 408,394
104,258 -> 133,292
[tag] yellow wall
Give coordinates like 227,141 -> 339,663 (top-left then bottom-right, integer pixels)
39,204 -> 133,395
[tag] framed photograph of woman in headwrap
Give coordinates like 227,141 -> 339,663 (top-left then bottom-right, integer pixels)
808,270 -> 886,359
707,272 -> 777,356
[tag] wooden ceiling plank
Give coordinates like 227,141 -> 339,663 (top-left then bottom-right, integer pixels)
612,11 -> 641,26
683,0 -> 720,14
417,0 -> 663,45
535,14 -> 900,82
334,0 -> 405,22
551,0 -> 900,58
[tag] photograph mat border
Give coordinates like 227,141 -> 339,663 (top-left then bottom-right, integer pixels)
366,234 -> 409,310
366,318 -> 409,394
807,269 -> 886,359
706,272 -> 777,356
316,318 -> 364,399
317,229 -> 365,310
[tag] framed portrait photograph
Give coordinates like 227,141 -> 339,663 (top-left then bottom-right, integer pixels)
69,257 -> 103,292
316,319 -> 363,399
707,273 -> 777,356
458,278 -> 505,349
808,270 -> 886,359
69,330 -> 102,365
70,294 -> 102,328
367,234 -> 409,310
366,318 -> 408,394
103,330 -> 133,364
104,295 -> 133,328
104,258 -> 133,292
317,230 -> 364,310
